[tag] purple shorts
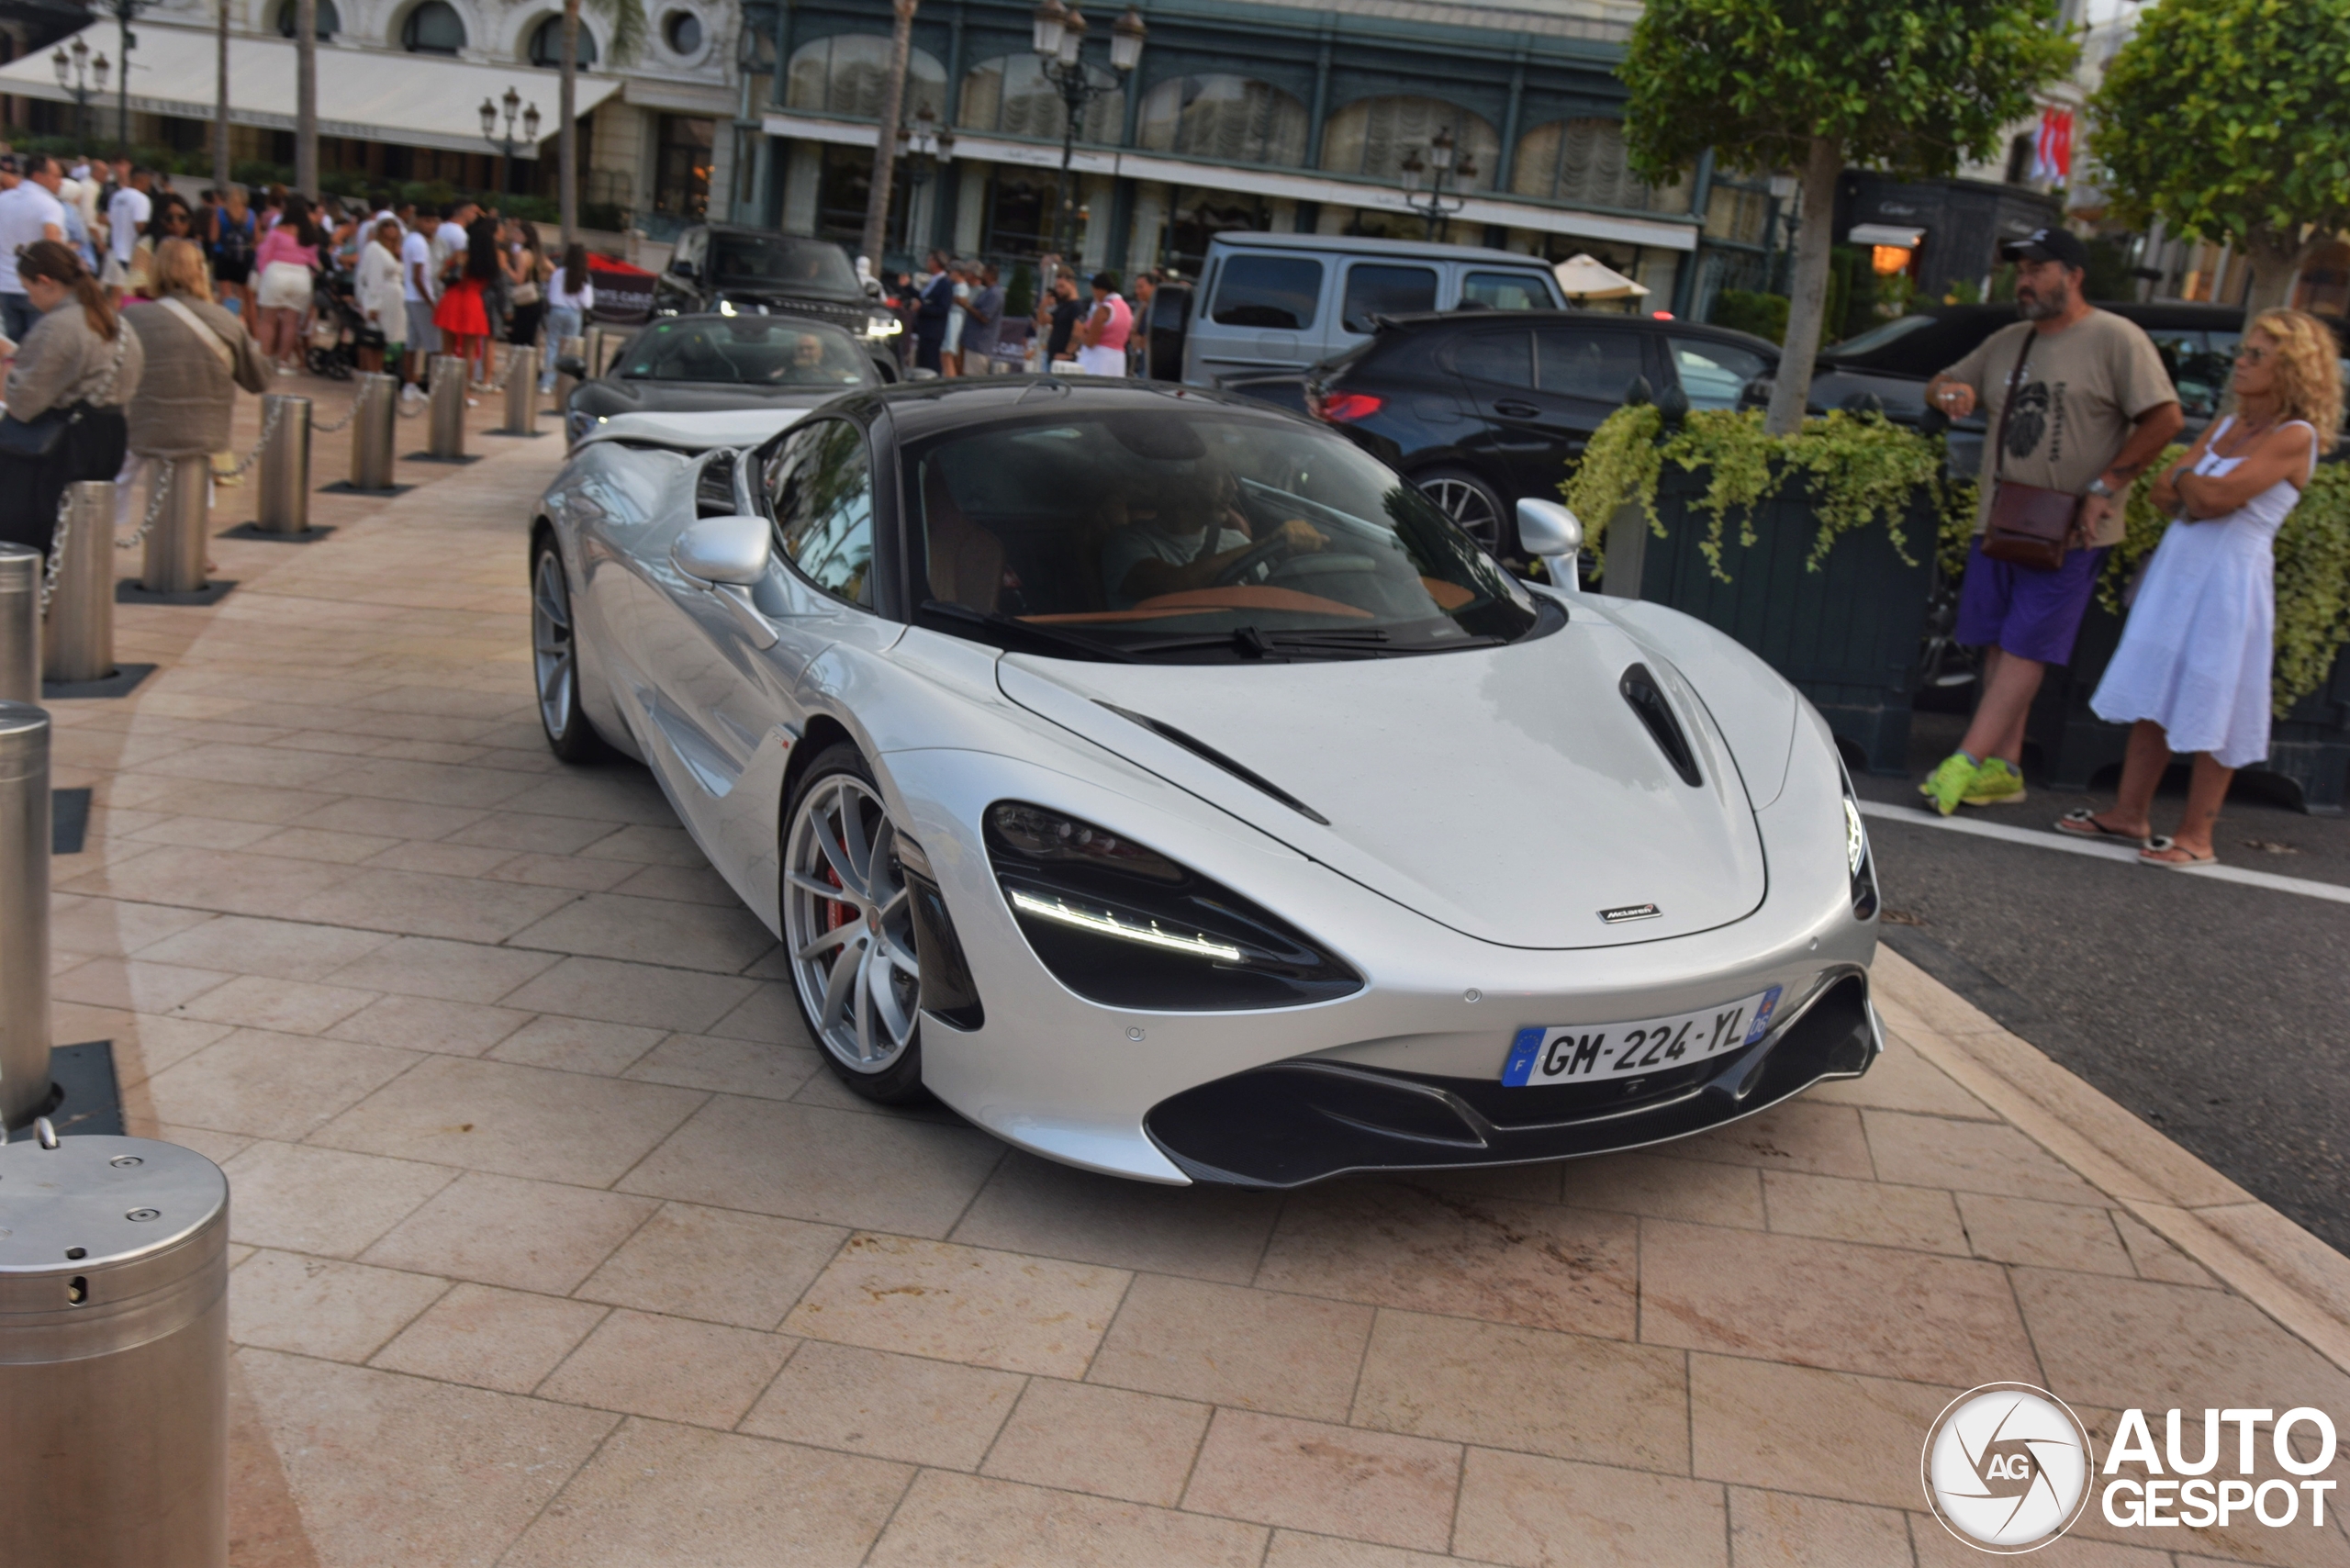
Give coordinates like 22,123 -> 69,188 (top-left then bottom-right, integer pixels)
1953,536 -> 2109,666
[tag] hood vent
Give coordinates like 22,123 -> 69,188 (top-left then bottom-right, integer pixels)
1098,702 -> 1331,824
1619,664 -> 1702,787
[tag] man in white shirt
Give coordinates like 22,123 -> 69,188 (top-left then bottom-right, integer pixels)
429,199 -> 475,293
400,220 -> 439,398
105,165 -> 151,292
0,153 -> 67,341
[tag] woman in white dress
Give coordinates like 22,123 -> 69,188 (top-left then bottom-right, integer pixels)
2060,309 -> 2341,867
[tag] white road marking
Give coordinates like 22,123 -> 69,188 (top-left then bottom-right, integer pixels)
1856,799 -> 2350,907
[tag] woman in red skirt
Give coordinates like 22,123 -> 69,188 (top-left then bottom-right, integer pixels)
431,217 -> 500,396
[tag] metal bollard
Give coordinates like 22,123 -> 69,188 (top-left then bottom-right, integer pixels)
45,483 -> 117,684
0,544 -> 36,704
427,353 -> 466,460
0,701 -> 50,1129
255,394 -> 312,535
348,372 -> 397,491
554,333 -> 586,409
140,456 -> 214,596
502,346 -> 538,434
0,1129 -> 230,1567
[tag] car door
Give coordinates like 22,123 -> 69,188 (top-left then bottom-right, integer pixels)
1460,322 -> 1648,498
1189,252 -> 1326,380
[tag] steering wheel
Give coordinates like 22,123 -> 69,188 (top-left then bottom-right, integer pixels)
1212,532 -> 1303,587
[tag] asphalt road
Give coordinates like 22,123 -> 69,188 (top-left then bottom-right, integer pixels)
1854,712 -> 2350,1252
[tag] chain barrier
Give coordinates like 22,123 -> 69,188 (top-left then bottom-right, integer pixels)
311,384 -> 366,435
38,488 -> 70,615
210,395 -> 287,482
117,462 -> 173,554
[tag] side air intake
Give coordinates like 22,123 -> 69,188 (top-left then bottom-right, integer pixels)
1619,664 -> 1702,787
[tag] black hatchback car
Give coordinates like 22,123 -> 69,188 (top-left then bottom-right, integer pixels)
1302,311 -> 1782,555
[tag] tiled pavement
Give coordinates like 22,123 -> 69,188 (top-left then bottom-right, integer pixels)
38,375 -> 2350,1566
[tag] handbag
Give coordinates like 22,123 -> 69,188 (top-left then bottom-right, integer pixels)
1981,333 -> 2079,572
511,277 -> 541,307
0,321 -> 129,460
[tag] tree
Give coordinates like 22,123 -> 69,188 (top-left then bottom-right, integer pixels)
295,0 -> 315,197
558,0 -> 645,247
213,0 -> 230,203
860,0 -> 919,272
1622,0 -> 2075,433
2088,0 -> 2350,318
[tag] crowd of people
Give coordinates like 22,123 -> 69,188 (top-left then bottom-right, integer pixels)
879,249 -> 1163,380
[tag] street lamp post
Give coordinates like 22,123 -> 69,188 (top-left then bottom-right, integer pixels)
894,104 -> 954,253
50,38 -> 108,145
480,86 -> 543,197
1398,127 -> 1476,240
96,0 -> 143,151
1029,0 -> 1142,263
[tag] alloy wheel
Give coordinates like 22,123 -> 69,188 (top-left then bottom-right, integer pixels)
1420,476 -> 1502,552
783,774 -> 922,1073
531,549 -> 576,741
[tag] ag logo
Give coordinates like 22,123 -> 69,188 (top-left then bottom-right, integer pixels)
1922,1383 -> 2095,1552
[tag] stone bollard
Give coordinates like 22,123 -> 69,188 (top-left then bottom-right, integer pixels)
140,456 -> 214,597
0,700 -> 50,1128
44,483 -> 116,684
502,346 -> 538,435
255,394 -> 312,535
348,373 -> 398,492
0,544 -> 36,704
426,354 -> 467,460
554,333 -> 586,411
0,1126 -> 231,1567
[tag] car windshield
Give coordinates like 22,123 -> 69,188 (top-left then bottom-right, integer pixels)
906,406 -> 1546,660
1822,314 -> 1937,358
710,235 -> 862,297
620,319 -> 873,386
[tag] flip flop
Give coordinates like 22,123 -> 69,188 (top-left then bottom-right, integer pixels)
2138,836 -> 2218,868
2055,809 -> 2149,846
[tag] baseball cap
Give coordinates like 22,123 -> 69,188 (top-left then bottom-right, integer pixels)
2000,227 -> 2088,270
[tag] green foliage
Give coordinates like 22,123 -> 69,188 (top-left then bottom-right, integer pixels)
1708,289 -> 1790,344
581,202 -> 628,233
1942,276 -> 1985,305
1619,0 -> 2077,185
1563,406 -> 1957,580
2083,235 -> 2138,302
2087,0 -> 2350,255
2096,445 -> 2350,712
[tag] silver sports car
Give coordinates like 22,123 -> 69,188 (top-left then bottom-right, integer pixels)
530,379 -> 1881,1186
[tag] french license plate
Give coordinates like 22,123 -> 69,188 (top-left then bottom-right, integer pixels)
1502,985 -> 1783,1087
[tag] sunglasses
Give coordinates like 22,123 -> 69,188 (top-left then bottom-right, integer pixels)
2236,345 -> 2275,364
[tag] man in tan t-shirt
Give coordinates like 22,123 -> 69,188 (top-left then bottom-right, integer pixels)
1917,227 -> 2183,815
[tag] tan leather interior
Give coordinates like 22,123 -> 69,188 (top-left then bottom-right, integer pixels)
921,464 -> 1007,613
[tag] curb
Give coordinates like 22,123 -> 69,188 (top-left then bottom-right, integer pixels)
1871,946 -> 2350,1374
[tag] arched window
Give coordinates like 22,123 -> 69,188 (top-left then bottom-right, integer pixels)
1137,75 -> 1306,167
274,0 -> 341,39
1511,118 -> 1688,213
1319,96 -> 1497,191
785,35 -> 946,122
527,15 -> 597,66
957,53 -> 1121,142
401,0 -> 466,54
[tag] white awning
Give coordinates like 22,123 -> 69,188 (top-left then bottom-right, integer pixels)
1849,223 -> 1926,249
0,22 -> 619,159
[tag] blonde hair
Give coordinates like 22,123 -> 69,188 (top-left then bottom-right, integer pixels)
2244,309 -> 2342,453
151,238 -> 213,303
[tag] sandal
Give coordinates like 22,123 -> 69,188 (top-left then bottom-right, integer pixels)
2056,809 -> 2149,846
2139,836 -> 2218,868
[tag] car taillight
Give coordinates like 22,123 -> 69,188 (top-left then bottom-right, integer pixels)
1316,391 -> 1383,423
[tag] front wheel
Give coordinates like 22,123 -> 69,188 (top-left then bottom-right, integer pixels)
531,537 -> 610,763
782,745 -> 929,1104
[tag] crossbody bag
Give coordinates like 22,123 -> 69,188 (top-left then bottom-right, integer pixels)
1981,332 -> 2079,572
0,320 -> 129,460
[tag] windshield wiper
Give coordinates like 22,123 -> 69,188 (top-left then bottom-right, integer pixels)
915,600 -> 1140,663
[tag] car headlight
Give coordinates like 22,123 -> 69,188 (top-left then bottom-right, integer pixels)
1840,770 -> 1879,921
985,801 -> 1361,1011
866,316 -> 903,338
566,409 -> 599,442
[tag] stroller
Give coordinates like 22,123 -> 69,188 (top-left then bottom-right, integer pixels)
304,266 -> 369,381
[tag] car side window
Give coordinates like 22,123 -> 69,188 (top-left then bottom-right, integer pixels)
1461,272 -> 1552,311
1536,330 -> 1645,401
2147,330 -> 2233,420
1341,264 -> 1437,331
1667,337 -> 1769,411
1449,329 -> 1533,386
767,420 -> 876,608
1209,256 -> 1324,330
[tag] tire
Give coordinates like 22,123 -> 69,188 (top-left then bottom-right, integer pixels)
530,536 -> 610,763
1416,467 -> 1511,556
781,744 -> 930,1104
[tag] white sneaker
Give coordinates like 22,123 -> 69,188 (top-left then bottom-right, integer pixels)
400,384 -> 424,404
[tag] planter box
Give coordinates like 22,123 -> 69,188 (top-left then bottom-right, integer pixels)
1616,465 -> 1940,775
2028,602 -> 2350,814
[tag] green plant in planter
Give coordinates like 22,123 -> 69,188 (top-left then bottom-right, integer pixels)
1563,405 -> 1959,580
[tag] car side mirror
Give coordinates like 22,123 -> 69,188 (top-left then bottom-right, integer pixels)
554,354 -> 587,380
1516,498 -> 1583,592
671,515 -> 772,586
670,256 -> 697,278
864,276 -> 883,299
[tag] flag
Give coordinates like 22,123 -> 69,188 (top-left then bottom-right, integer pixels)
2031,109 -> 2074,182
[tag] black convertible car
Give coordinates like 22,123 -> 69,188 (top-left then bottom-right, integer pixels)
653,224 -> 904,381
560,316 -> 881,446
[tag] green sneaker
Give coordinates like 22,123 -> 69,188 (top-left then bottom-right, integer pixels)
1962,756 -> 2027,807
1919,751 -> 1980,817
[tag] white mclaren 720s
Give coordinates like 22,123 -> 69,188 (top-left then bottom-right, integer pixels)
527,376 -> 1882,1186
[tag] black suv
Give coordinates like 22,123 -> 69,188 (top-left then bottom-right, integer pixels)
654,224 -> 903,381
1303,311 -> 1783,554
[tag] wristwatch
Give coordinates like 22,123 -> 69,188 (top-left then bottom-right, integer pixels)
2086,476 -> 2117,499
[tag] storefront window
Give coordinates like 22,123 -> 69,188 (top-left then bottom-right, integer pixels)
984,172 -> 1055,256
786,35 -> 947,123
1319,97 -> 1496,191
1137,76 -> 1308,168
958,54 -> 1122,142
815,142 -> 910,246
1510,119 -> 1688,214
653,115 -> 713,218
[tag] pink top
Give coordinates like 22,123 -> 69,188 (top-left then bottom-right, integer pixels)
254,227 -> 319,272
1093,293 -> 1132,351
